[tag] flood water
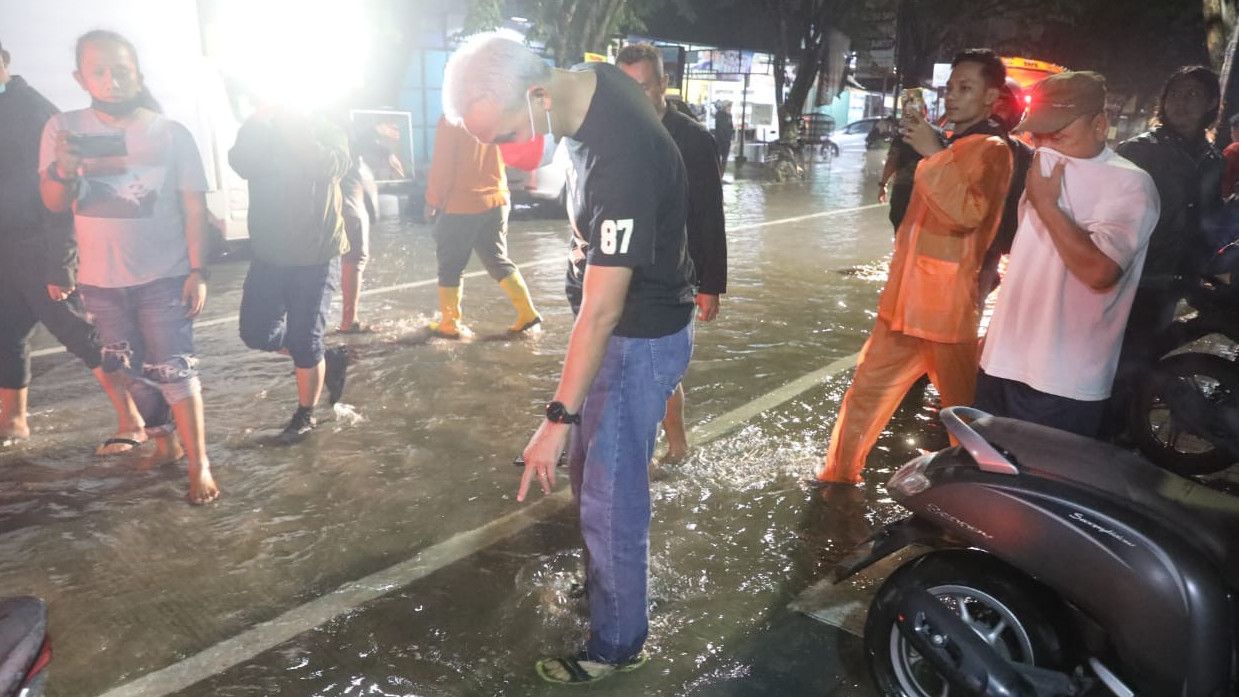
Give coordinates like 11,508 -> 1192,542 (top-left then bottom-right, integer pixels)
3,147 -> 954,696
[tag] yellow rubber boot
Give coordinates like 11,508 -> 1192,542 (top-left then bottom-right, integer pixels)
499,271 -> 542,333
429,285 -> 469,338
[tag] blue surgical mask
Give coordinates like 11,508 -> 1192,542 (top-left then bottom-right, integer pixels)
526,90 -> 557,167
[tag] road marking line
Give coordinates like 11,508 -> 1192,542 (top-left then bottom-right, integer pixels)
93,350 -> 865,697
31,203 -> 885,359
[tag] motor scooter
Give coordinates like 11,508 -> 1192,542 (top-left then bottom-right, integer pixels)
0,597 -> 49,697
832,407 -> 1239,696
1129,269 -> 1239,475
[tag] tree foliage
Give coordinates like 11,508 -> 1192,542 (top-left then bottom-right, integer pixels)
763,0 -> 869,137
461,0 -> 680,66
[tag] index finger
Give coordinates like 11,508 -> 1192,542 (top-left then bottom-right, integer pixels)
517,463 -> 535,502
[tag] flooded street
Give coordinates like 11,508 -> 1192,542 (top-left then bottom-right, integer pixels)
3,148 -> 952,696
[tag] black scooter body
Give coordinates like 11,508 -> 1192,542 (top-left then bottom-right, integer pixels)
838,408 -> 1239,696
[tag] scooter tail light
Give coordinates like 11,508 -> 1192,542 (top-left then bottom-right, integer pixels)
888,451 -> 934,498
24,635 -> 51,684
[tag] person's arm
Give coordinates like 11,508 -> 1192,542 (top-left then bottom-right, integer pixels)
42,208 -> 77,298
685,127 -> 727,318
517,264 -> 630,501
914,136 -> 1013,232
291,117 -> 352,180
424,119 -> 457,219
30,103 -> 78,294
227,117 -> 277,180
38,116 -> 81,213
1025,153 -> 1128,290
174,123 -> 211,316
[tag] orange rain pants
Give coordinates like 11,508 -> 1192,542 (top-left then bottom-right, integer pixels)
817,133 -> 1012,484
817,318 -> 978,483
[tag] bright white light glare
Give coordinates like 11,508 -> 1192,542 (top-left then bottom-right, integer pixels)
216,0 -> 371,111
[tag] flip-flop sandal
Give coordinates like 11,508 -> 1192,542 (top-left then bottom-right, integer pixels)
96,437 -> 143,455
535,650 -> 647,685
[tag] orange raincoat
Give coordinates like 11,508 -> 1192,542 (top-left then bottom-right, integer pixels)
819,133 -> 1013,483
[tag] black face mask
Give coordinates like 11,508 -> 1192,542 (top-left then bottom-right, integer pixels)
91,95 -> 143,117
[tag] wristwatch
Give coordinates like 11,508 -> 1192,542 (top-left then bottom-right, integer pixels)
545,401 -> 581,425
46,164 -> 78,184
189,267 -> 211,281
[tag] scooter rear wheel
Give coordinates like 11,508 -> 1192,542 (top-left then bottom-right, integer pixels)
1129,352 -> 1239,476
864,550 -> 1066,697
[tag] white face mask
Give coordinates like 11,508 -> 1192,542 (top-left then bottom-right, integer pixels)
526,90 -> 557,168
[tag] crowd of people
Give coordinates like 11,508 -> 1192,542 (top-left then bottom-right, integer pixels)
820,53 -> 1230,485
0,30 -> 388,503
1,23 -> 1233,687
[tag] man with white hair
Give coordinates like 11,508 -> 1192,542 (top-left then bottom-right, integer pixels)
443,34 -> 695,683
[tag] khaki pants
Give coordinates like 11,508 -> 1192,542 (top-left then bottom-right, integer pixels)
819,318 -> 979,484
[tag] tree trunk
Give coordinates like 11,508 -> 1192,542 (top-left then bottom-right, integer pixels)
1204,0 -> 1237,70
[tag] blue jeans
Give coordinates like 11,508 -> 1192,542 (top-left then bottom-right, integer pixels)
239,259 -> 338,369
80,276 -> 200,436
568,322 -> 693,664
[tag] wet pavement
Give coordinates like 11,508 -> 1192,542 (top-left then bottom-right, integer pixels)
7,148 -> 958,696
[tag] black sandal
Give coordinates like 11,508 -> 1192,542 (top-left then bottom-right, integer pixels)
535,650 -> 647,685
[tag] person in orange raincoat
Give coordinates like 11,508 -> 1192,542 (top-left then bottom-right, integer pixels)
817,49 -> 1014,484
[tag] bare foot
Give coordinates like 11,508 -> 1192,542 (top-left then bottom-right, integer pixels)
95,430 -> 148,455
137,434 -> 185,470
0,417 -> 31,444
656,447 -> 689,466
187,461 -> 220,505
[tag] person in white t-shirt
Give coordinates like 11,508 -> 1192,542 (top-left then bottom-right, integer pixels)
976,71 -> 1160,437
39,31 -> 219,504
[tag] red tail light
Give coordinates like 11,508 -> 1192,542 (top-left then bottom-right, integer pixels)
23,635 -> 51,685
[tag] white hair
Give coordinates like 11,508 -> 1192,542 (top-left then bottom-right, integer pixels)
442,33 -> 553,124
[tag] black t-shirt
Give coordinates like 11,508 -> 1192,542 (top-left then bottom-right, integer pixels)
564,63 -> 695,338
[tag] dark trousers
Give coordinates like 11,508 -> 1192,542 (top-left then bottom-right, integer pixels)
974,370 -> 1106,438
239,258 -> 338,369
0,244 -> 101,389
716,137 -> 733,171
432,206 -> 516,287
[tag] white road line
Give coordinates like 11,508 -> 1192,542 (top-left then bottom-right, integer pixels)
94,351 -> 865,697
31,203 -> 885,360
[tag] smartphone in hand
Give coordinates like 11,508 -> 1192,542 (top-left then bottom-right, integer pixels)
899,88 -> 926,127
68,132 -> 127,158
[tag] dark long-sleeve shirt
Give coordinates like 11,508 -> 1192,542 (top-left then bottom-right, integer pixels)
1117,127 -> 1224,286
0,75 -> 76,286
229,111 -> 351,266
663,108 -> 728,295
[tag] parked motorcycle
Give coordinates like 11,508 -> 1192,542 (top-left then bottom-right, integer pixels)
0,597 -> 49,697
1129,270 -> 1239,475
832,406 -> 1239,696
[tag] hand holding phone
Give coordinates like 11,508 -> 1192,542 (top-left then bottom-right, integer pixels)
68,132 -> 127,159
900,88 -> 926,128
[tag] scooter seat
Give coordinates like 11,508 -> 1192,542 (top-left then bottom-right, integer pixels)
970,416 -> 1239,587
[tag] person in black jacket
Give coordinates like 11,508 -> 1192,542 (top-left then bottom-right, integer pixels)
1116,66 -> 1224,334
0,38 -> 144,451
618,43 -> 728,465
1109,65 -> 1224,437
